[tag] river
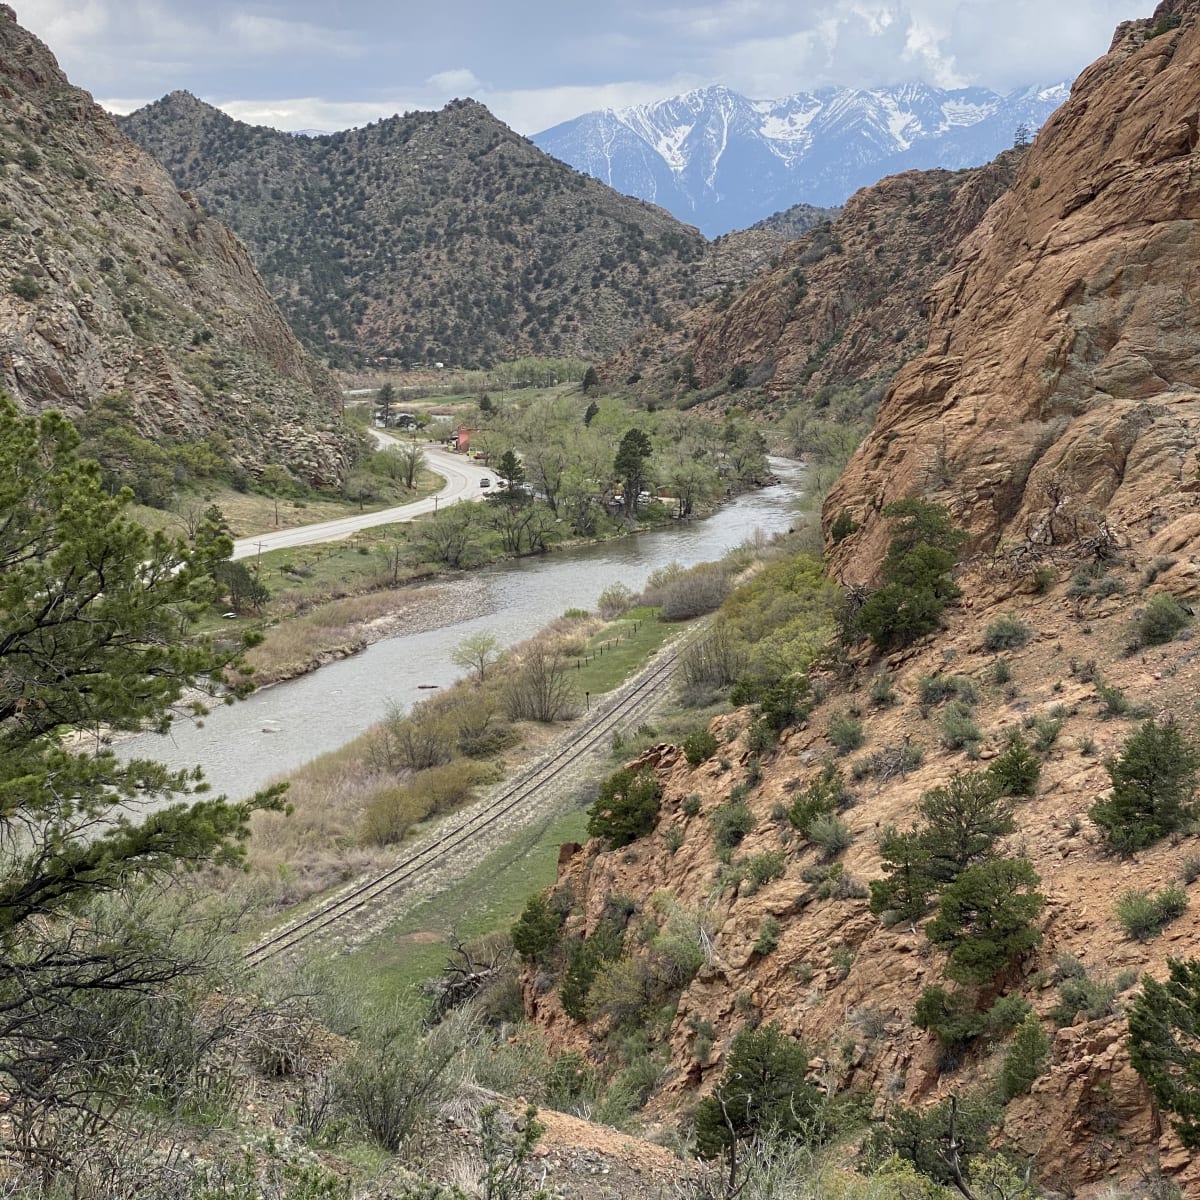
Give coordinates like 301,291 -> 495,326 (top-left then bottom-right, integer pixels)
121,458 -> 807,800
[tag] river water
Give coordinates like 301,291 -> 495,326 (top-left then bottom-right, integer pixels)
121,459 -> 806,800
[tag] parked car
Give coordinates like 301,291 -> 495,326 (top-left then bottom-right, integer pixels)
480,478 -> 491,488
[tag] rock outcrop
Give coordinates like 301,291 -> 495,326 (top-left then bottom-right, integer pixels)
828,0 -> 1200,579
608,154 -> 1021,415
0,6 -> 349,483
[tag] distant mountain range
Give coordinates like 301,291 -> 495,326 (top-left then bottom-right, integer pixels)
533,82 -> 1068,236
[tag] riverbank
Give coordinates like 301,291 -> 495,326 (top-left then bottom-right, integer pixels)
231,468 -> 793,686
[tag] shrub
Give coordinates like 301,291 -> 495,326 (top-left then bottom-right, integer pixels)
711,798 -> 756,855
1067,562 -> 1125,599
1051,972 -> 1117,1026
334,1009 -> 459,1151
597,581 -> 634,618
663,826 -> 684,854
786,765 -> 847,834
869,671 -> 897,707
9,273 -> 42,301
511,893 -> 562,965
862,1094 -> 1000,1186
1032,564 -> 1056,594
913,988 -> 1029,1057
809,814 -> 853,859
917,674 -> 978,706
940,700 -> 981,751
1181,855 -> 1200,885
988,732 -> 1041,797
682,793 -> 702,818
1115,885 -> 1189,941
587,768 -> 663,847
830,510 -> 857,542
828,711 -> 865,756
983,614 -> 1032,651
1090,719 -> 1198,853
682,728 -> 718,766
753,916 -> 781,956
1131,592 -> 1191,649
1000,1013 -> 1051,1100
743,850 -> 787,888
1029,711 -> 1064,751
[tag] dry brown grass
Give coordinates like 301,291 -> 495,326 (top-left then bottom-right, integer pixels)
243,734 -> 400,908
242,592 -> 412,685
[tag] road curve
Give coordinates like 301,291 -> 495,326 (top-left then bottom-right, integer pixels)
230,438 -> 493,561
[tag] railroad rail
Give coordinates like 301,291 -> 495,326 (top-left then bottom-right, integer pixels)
242,640 -> 685,968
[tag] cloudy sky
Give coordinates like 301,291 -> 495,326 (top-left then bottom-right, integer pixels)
17,0 -> 1147,133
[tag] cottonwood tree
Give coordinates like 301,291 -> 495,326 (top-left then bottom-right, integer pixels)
0,401 -> 284,1129
451,631 -> 503,685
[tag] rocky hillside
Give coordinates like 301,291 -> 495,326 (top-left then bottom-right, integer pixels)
119,93 -> 714,369
827,0 -> 1200,574
0,6 -> 348,485
610,153 -> 1022,414
518,3 -> 1200,1194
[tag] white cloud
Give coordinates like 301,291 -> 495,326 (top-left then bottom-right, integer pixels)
426,68 -> 483,92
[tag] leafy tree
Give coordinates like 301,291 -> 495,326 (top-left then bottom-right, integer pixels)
694,1024 -> 823,1164
214,558 -> 270,613
394,438 -> 426,489
587,768 -> 662,847
258,463 -> 293,526
926,858 -> 1044,985
0,401 -> 283,1113
1128,958 -> 1200,1148
451,631 -> 502,685
1091,719 -> 1198,853
614,427 -> 653,515
863,1094 -> 1000,1188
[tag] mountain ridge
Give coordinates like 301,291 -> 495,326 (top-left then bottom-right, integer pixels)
533,81 -> 1068,235
0,8 -> 349,486
118,93 -> 729,369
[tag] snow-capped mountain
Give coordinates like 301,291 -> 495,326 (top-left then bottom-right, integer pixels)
533,83 -> 1068,236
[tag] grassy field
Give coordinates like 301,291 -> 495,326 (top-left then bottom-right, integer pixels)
130,467 -> 441,542
338,800 -> 591,1007
571,608 -> 680,695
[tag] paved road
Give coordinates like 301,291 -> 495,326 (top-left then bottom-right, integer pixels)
230,437 -> 492,561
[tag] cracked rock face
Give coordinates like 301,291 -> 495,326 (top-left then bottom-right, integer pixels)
828,0 -> 1200,579
0,8 -> 350,484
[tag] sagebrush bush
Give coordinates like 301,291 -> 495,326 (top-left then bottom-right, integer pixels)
1131,592 -> 1191,648
809,813 -> 854,859
828,711 -> 865,756
940,700 -> 981,751
983,614 -> 1032,651
918,674 -> 979,706
1115,884 -> 1188,941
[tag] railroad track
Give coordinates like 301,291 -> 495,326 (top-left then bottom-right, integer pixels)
243,639 -> 686,968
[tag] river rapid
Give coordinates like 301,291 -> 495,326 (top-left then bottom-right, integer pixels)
120,459 -> 807,801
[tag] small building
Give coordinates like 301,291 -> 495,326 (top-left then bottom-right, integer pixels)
455,425 -> 473,453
